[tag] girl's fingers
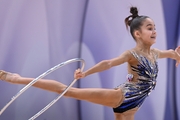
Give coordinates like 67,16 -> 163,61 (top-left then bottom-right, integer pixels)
175,46 -> 180,54
74,68 -> 85,79
75,69 -> 81,73
176,61 -> 180,67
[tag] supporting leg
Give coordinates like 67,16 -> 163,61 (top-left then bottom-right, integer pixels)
114,107 -> 138,120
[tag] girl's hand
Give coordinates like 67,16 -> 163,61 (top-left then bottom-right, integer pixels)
74,68 -> 85,80
175,46 -> 180,67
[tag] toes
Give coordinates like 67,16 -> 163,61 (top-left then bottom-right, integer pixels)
0,70 -> 7,80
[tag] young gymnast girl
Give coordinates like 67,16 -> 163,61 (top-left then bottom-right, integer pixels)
0,7 -> 180,120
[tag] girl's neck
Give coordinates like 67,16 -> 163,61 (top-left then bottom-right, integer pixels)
134,43 -> 152,55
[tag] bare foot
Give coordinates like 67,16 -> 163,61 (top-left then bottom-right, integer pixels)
0,70 -> 21,84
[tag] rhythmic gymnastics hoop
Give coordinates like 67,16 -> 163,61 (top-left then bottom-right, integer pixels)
0,58 -> 85,120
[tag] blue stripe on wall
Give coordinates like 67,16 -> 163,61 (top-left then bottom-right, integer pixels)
162,0 -> 180,120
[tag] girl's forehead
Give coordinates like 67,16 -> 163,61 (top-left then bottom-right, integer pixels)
143,18 -> 155,26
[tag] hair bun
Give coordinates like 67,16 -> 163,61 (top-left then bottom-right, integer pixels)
130,7 -> 138,17
124,6 -> 139,28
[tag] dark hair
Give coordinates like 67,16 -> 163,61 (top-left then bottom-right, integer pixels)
125,7 -> 149,39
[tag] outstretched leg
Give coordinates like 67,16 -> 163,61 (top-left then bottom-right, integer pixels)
0,70 -> 124,108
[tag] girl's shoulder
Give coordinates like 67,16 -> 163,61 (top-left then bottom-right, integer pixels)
124,49 -> 139,63
150,48 -> 159,59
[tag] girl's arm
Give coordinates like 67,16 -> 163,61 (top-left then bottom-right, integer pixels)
74,50 -> 132,79
153,46 -> 180,67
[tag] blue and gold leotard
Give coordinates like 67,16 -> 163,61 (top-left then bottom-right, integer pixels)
113,50 -> 158,113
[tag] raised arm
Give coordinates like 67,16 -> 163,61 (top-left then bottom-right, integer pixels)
153,46 -> 180,67
74,50 -> 132,79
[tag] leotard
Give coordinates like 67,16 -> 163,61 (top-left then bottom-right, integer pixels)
113,50 -> 158,113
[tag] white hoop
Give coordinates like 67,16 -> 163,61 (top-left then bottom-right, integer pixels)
0,58 -> 85,120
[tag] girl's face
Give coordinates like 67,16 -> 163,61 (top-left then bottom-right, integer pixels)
136,18 -> 157,46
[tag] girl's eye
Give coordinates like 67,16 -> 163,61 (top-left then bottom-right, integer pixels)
148,28 -> 153,30
148,28 -> 156,31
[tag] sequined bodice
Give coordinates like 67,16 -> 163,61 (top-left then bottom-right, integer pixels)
113,50 -> 159,113
130,51 -> 158,90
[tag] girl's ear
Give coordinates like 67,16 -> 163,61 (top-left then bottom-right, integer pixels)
134,30 -> 141,39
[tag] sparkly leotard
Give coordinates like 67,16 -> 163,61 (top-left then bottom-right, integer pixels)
113,50 -> 158,113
